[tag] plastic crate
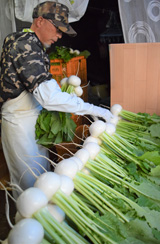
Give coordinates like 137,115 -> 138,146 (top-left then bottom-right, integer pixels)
50,56 -> 88,126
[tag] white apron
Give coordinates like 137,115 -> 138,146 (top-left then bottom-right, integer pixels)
1,91 -> 50,199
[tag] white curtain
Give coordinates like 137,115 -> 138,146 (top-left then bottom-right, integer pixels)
0,0 -> 89,53
0,0 -> 16,52
14,0 -> 89,23
118,0 -> 160,43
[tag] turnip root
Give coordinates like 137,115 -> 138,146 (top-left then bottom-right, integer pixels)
89,120 -> 106,138
67,75 -> 81,87
34,172 -> 61,200
47,204 -> 65,223
16,187 -> 48,218
8,218 -> 44,244
74,86 -> 83,97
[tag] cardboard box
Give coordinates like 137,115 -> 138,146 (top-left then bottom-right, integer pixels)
109,43 -> 160,115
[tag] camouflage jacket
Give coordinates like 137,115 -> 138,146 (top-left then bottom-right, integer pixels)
0,31 -> 52,108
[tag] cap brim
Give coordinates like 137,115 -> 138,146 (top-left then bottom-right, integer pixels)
53,20 -> 77,37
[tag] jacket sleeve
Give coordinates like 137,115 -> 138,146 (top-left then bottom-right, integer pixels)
33,79 -> 113,122
11,35 -> 52,92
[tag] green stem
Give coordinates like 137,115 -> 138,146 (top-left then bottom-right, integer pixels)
95,153 -> 129,178
53,192 -> 103,244
75,172 -> 130,223
86,159 -> 157,202
66,84 -> 75,94
77,171 -> 143,215
118,120 -> 147,131
100,133 -> 141,166
40,208 -> 77,244
120,110 -> 145,123
86,161 -> 128,186
34,211 -> 66,244
53,191 -> 117,244
40,239 -> 52,244
71,192 -> 94,214
74,177 -> 114,215
62,222 -> 90,244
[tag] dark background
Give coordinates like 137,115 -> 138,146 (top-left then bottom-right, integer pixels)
16,0 -> 124,105
49,0 -> 124,87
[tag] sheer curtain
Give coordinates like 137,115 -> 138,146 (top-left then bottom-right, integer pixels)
0,0 -> 89,51
0,0 -> 16,51
118,0 -> 160,43
14,0 -> 89,23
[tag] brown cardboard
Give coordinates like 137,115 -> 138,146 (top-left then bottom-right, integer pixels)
109,43 -> 160,115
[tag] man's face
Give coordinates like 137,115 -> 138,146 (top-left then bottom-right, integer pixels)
35,17 -> 63,48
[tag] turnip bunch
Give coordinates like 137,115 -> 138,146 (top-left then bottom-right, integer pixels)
60,75 -> 83,97
88,120 -> 156,174
53,132 -> 160,243
49,46 -> 90,63
110,105 -> 160,153
111,104 -> 160,126
34,170 -> 119,244
7,218 -> 49,244
82,120 -> 160,198
6,174 -> 90,244
79,125 -> 160,240
6,118 -> 160,243
88,120 -> 160,189
35,75 -> 84,147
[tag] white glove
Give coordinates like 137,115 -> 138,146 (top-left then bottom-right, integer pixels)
91,105 -> 114,122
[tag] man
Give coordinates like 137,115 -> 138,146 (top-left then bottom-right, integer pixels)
0,1 -> 113,199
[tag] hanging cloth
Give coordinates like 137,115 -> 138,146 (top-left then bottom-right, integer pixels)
14,0 -> 89,23
0,0 -> 16,51
118,0 -> 160,43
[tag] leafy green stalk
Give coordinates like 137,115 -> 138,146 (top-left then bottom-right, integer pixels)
51,190 -> 118,244
119,109 -> 160,126
35,109 -> 76,147
85,157 -> 160,203
34,207 -> 88,244
49,46 -> 90,62
75,172 -> 160,232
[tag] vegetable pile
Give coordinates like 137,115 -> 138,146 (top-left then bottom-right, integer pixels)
4,104 -> 160,243
49,46 -> 90,63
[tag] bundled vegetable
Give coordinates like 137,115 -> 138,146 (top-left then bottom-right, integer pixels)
7,218 -> 46,244
7,174 -> 90,244
49,46 -> 90,63
51,118 -> 159,243
35,74 -> 84,146
111,104 -> 160,126
60,75 -> 83,97
35,109 -> 77,146
51,105 -> 160,243
5,104 -> 160,243
110,105 -> 160,153
34,171 -> 119,244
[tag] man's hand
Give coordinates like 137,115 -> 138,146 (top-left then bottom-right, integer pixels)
92,106 -> 114,123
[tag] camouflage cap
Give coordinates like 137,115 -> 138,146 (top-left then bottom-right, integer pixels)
32,1 -> 77,37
